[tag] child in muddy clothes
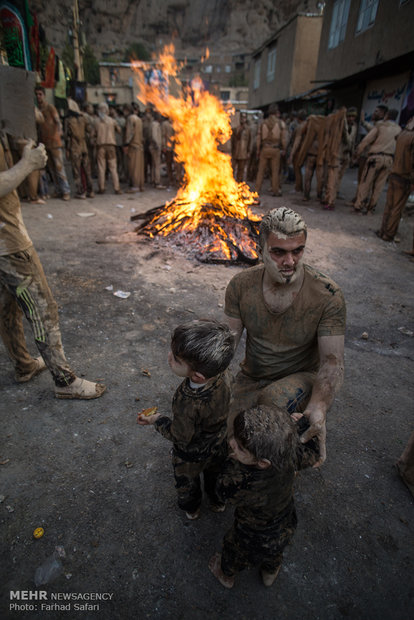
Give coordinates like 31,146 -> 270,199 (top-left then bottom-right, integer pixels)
209,404 -> 319,589
137,319 -> 234,519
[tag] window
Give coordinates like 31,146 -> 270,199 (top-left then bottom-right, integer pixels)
328,0 -> 350,48
216,66 -> 221,73
221,91 -> 230,101
225,65 -> 231,73
356,0 -> 379,34
253,57 -> 261,90
266,47 -> 277,82
204,65 -> 213,74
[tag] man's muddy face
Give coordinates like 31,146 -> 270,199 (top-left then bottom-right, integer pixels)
35,90 -> 45,105
262,232 -> 306,284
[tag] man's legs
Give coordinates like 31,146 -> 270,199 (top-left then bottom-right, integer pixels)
354,157 -> 377,211
255,151 -> 268,193
70,151 -> 84,196
231,370 -> 315,416
368,155 -> 393,212
379,174 -> 411,240
97,146 -> 107,192
0,281 -> 43,378
303,155 -> 316,199
270,148 -> 281,195
106,146 -> 120,192
48,148 -> 70,197
0,248 -> 76,386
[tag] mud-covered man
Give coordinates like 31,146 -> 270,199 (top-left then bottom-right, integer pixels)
0,137 -> 105,399
224,207 -> 346,466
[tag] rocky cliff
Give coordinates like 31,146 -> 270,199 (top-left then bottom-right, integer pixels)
30,0 -> 322,58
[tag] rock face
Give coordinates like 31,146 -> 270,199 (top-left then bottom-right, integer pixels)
30,0 -> 322,58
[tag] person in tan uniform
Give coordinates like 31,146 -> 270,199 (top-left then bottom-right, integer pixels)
0,137 -> 105,399
322,109 -> 352,210
65,100 -> 94,199
82,103 -> 98,179
162,116 -> 175,188
94,102 -> 122,195
124,104 -> 144,193
353,109 -> 401,214
35,86 -> 71,200
150,112 -> 165,189
376,117 -> 414,241
288,110 -> 307,193
232,113 -> 251,183
336,107 -> 358,197
255,104 -> 288,197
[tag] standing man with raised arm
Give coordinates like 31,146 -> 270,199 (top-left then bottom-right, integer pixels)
224,207 -> 345,466
0,136 -> 106,399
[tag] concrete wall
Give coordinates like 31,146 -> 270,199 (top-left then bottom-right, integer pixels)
316,0 -> 414,82
249,14 -> 322,110
291,15 -> 323,96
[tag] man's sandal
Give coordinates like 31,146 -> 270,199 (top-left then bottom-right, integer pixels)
55,377 -> 106,400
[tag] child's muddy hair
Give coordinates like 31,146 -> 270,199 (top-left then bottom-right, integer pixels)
171,319 -> 235,378
233,405 -> 299,471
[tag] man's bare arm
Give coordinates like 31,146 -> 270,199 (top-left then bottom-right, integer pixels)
294,334 -> 344,467
0,141 -> 47,198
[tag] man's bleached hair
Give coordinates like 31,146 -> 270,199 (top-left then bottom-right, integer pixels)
233,405 -> 299,470
171,319 -> 235,378
258,207 -> 307,249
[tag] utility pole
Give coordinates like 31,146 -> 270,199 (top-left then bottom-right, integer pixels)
72,0 -> 84,81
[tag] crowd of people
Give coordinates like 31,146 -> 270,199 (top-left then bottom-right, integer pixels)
231,103 -> 414,246
7,88 -> 413,249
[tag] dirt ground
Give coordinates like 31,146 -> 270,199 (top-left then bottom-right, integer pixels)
1,169 -> 413,620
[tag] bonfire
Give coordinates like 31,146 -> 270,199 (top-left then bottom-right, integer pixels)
132,45 -> 260,264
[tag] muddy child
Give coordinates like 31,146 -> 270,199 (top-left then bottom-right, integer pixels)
137,319 -> 234,519
209,404 -> 318,589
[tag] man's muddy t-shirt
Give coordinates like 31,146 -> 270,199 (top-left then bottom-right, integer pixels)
0,142 -> 32,256
225,264 -> 346,381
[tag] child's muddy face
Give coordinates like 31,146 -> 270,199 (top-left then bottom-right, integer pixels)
167,350 -> 191,378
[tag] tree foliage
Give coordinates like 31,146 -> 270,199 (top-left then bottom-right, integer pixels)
83,44 -> 100,84
123,42 -> 150,62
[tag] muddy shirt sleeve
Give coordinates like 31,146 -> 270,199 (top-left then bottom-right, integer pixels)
317,286 -> 346,337
154,400 -> 196,447
224,275 -> 242,320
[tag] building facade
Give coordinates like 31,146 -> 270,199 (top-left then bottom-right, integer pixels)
248,13 -> 323,111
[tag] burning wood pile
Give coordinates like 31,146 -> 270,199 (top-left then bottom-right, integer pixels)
132,45 -> 261,264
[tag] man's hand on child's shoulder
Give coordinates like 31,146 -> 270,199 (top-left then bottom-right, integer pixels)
137,406 -> 161,426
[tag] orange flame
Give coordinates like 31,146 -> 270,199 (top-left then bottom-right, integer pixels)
132,44 -> 260,262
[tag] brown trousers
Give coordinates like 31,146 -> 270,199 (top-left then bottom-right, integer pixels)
325,155 -> 349,206
97,145 -> 120,192
127,146 -> 144,190
234,158 -> 247,183
149,145 -> 161,186
354,153 -> 393,211
69,149 -> 93,196
292,155 -> 303,193
379,174 -> 411,240
256,145 -> 281,194
303,155 -> 324,199
0,246 -> 75,386
229,370 -> 315,432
